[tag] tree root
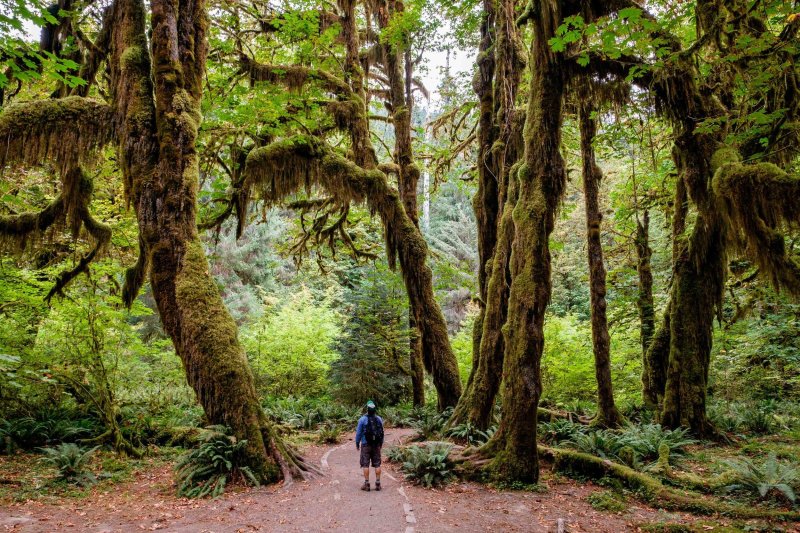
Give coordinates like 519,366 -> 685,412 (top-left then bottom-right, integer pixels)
540,446 -> 800,521
263,424 -> 322,487
81,428 -> 141,458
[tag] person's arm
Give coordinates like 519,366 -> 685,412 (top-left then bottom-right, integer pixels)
355,417 -> 364,449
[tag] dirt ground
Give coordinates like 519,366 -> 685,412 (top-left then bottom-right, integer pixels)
0,429 -> 796,532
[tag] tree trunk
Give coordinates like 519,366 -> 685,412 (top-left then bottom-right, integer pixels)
409,328 -> 425,407
655,126 -> 725,436
109,0 -> 314,481
481,0 -> 566,482
579,103 -> 623,429
450,0 -> 523,429
379,1 -> 426,407
454,173 -> 516,429
635,210 -> 655,357
450,0 -> 498,426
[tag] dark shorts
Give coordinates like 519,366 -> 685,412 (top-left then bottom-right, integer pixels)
359,444 -> 382,468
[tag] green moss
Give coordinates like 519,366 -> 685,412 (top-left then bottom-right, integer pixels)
587,490 -> 628,512
709,146 -> 740,172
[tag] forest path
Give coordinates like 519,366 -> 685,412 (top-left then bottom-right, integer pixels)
218,426 -> 416,532
0,427 -> 701,532
0,428 -> 420,533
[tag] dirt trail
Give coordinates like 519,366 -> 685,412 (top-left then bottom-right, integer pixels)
0,428 -> 718,532
0,429 -> 419,533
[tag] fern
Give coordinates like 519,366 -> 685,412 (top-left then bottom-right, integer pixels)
40,443 -> 99,485
564,430 -> 625,461
446,422 -> 493,446
617,424 -> 696,463
175,432 -> 260,498
400,442 -> 454,488
539,419 -> 586,444
722,453 -> 799,504
317,423 -> 343,444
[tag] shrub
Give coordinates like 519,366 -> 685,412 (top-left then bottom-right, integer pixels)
722,453 -> 799,504
242,287 -> 341,398
40,443 -> 99,485
175,433 -> 259,498
399,443 -> 454,488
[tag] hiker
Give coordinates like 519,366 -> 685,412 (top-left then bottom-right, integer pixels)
355,400 -> 384,491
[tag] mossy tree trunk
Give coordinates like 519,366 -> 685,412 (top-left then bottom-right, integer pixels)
450,0 -> 499,427
377,0 -> 425,407
579,103 -> 623,429
635,210 -> 655,357
480,0 -> 566,482
352,0 -> 460,409
108,0 -> 313,481
450,0 -> 523,429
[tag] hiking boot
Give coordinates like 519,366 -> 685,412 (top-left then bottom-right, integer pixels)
375,481 -> 381,491
361,481 -> 370,491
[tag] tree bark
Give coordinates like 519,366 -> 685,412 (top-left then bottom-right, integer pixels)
449,0 -> 498,427
579,103 -> 623,429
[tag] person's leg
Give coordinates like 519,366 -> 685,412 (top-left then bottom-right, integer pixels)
360,446 -> 371,490
374,446 -> 382,490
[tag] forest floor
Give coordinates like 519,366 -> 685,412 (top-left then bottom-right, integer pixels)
0,428 -> 797,532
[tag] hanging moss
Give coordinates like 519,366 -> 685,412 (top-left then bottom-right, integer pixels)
122,236 -> 150,308
712,156 -> 800,295
241,57 -> 354,97
0,97 -> 114,176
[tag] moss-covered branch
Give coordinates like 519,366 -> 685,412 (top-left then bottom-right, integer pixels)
0,195 -> 65,252
240,55 -> 355,98
0,97 -> 114,175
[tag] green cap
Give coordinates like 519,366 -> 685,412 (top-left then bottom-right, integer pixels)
366,400 -> 376,408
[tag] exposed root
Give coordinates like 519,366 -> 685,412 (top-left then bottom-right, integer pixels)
264,423 -> 323,486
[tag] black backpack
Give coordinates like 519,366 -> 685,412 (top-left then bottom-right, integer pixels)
364,414 -> 384,446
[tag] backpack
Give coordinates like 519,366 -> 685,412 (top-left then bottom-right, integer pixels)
364,414 -> 384,446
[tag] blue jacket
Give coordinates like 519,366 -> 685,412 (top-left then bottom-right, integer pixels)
355,414 -> 383,446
